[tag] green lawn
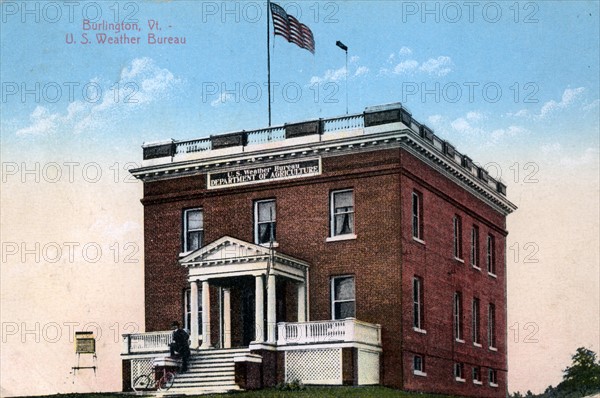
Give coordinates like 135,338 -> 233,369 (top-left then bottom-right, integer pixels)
16,387 -> 459,398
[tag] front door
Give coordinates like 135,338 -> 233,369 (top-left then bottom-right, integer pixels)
241,285 -> 255,346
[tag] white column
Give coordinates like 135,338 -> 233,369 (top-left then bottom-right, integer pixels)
201,280 -> 211,349
267,274 -> 276,343
223,288 -> 231,349
190,280 -> 199,349
297,282 -> 306,323
254,275 -> 264,343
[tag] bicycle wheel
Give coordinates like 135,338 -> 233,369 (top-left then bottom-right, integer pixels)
158,372 -> 176,391
132,374 -> 152,393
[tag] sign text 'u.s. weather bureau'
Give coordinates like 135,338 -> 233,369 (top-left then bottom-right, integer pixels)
208,159 -> 321,189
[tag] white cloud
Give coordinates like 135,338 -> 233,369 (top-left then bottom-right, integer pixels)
583,99 -> 600,112
399,46 -> 413,56
393,60 -> 419,75
211,92 -> 237,107
310,66 -> 347,85
354,66 -> 369,77
429,111 -> 528,146
489,125 -> 528,141
428,114 -> 443,125
15,106 -> 61,135
419,56 -> 453,77
16,57 -> 180,136
506,109 -> 531,118
381,54 -> 453,77
538,87 -> 585,119
349,55 -> 360,64
466,111 -> 484,122
310,61 -> 369,85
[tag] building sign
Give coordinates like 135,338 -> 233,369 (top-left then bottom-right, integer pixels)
208,158 -> 321,189
75,331 -> 96,354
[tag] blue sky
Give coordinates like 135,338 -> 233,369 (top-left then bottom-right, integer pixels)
2,0 -> 598,161
1,1 -> 599,395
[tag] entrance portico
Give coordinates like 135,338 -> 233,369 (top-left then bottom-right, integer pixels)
179,236 -> 309,349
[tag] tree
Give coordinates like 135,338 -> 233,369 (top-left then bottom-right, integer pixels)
556,347 -> 600,396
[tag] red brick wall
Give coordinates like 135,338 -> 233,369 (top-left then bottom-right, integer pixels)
140,147 -> 508,396
399,150 -> 507,397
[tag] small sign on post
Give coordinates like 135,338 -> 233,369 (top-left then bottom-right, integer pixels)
75,331 -> 96,354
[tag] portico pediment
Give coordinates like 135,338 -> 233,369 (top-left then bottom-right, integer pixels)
179,236 -> 309,282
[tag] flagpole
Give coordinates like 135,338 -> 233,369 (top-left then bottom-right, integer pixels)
336,41 -> 349,115
267,0 -> 272,126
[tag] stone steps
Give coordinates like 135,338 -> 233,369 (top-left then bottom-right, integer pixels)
166,348 -> 250,394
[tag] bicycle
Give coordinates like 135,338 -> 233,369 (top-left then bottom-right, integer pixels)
132,363 -> 178,393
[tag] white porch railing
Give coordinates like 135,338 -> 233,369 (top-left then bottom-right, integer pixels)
122,331 -> 171,354
277,318 -> 381,347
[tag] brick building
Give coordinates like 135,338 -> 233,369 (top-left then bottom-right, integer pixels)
122,103 -> 516,396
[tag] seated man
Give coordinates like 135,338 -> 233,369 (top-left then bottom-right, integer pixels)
169,321 -> 190,372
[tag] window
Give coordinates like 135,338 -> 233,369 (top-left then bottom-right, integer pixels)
412,191 -> 423,240
454,363 -> 465,382
487,234 -> 496,275
183,208 -> 203,252
413,355 -> 426,376
255,199 -> 276,245
184,288 -> 202,334
330,190 -> 355,238
489,369 -> 498,387
472,366 -> 482,385
471,225 -> 480,268
488,303 -> 497,349
331,276 -> 355,320
472,298 -> 481,346
453,215 -> 463,260
413,277 -> 425,331
454,292 -> 463,341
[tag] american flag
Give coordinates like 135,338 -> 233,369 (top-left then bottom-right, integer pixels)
270,2 -> 315,54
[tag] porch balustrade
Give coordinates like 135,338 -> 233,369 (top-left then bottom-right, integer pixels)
276,318 -> 381,347
122,331 -> 171,355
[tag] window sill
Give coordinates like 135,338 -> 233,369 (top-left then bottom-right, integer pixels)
472,265 -> 481,271
473,380 -> 483,386
412,237 -> 425,245
413,327 -> 427,334
326,234 -> 357,242
488,272 -> 497,278
454,257 -> 464,263
413,370 -> 427,377
455,338 -> 465,344
179,251 -> 193,258
489,346 -> 498,352
258,242 -> 279,248
473,342 -> 482,348
490,382 -> 498,388
455,377 -> 466,383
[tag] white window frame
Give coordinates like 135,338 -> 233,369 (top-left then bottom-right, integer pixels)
489,369 -> 498,387
412,191 -> 423,242
487,234 -> 496,276
254,199 -> 277,246
488,303 -> 497,350
471,225 -> 480,269
184,288 -> 202,335
454,292 -> 464,342
472,366 -> 482,385
472,298 -> 481,346
331,275 -> 356,320
328,189 -> 356,241
453,215 -> 463,261
454,362 -> 465,382
413,355 -> 427,376
183,208 -> 203,253
413,277 -> 425,333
